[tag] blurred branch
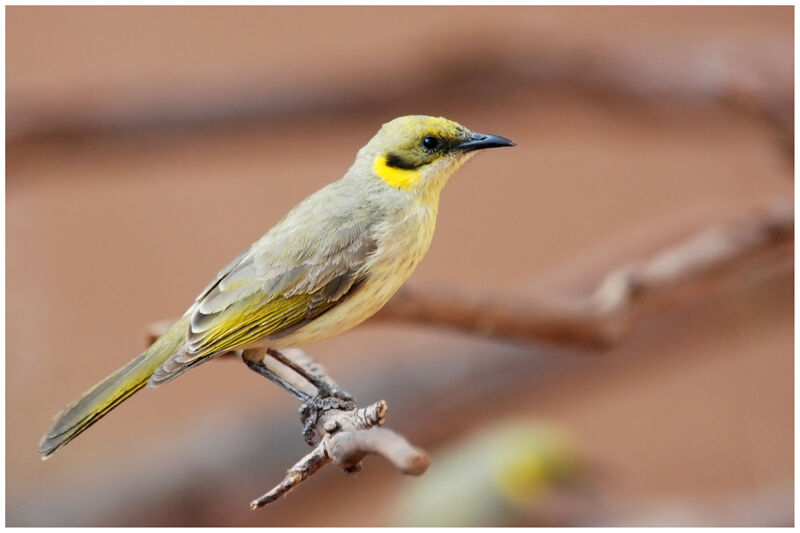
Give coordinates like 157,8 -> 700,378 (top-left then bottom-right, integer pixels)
10,33 -> 792,157
373,197 -> 793,349
145,197 -> 793,352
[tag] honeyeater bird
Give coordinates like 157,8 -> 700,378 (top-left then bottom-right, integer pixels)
38,115 -> 514,458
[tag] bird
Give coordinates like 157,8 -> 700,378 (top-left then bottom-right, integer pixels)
38,115 -> 515,458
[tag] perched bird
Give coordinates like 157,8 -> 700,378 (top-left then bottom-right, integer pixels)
38,115 -> 514,458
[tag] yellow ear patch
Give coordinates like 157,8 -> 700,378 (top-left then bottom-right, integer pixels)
373,155 -> 422,190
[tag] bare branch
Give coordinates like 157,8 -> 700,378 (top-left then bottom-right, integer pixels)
327,427 -> 430,475
249,440 -> 329,509
241,349 -> 428,510
373,197 -> 793,348
249,399 -> 429,510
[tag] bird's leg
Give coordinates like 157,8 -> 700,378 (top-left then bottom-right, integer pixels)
241,348 -> 317,405
265,348 -> 354,403
243,348 -> 355,445
263,349 -> 356,445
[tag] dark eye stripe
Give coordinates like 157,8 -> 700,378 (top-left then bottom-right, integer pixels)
385,153 -> 422,170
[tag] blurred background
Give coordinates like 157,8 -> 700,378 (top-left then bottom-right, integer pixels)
6,6 -> 793,526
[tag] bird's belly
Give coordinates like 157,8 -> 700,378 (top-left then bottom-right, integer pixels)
266,273 -> 402,349
268,216 -> 434,349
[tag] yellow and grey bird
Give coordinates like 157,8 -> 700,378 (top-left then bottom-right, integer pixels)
38,115 -> 514,458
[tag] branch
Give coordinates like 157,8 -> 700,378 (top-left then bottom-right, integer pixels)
245,349 -> 428,509
10,27 -> 792,157
250,400 -> 428,509
372,197 -> 793,349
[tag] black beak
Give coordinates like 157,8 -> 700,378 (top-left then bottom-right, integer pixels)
455,132 -> 515,153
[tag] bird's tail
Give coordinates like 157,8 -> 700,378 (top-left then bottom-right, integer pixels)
37,315 -> 190,459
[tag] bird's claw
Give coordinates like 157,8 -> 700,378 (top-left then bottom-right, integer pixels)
299,389 -> 356,446
320,384 -> 354,404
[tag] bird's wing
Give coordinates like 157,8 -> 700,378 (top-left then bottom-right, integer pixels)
149,207 -> 377,385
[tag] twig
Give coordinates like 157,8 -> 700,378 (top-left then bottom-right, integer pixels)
239,349 -> 428,509
249,399 -> 429,510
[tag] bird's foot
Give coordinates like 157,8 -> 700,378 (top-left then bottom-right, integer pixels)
299,386 -> 356,446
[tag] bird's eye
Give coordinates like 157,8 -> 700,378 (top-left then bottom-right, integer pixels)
421,136 -> 440,151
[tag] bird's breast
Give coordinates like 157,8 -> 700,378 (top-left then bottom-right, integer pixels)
269,202 -> 438,348
367,203 -> 438,290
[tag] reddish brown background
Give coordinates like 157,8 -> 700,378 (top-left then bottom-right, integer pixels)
6,6 -> 793,526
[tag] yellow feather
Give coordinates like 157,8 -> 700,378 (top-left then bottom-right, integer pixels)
373,155 -> 421,190
38,315 -> 191,458
191,293 -> 315,357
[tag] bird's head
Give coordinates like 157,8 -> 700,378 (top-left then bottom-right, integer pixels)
359,115 -> 514,200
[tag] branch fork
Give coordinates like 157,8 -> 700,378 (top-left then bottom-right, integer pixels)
242,347 -> 429,509
250,399 -> 429,510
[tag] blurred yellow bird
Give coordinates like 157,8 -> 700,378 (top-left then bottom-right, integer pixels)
38,115 -> 514,458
